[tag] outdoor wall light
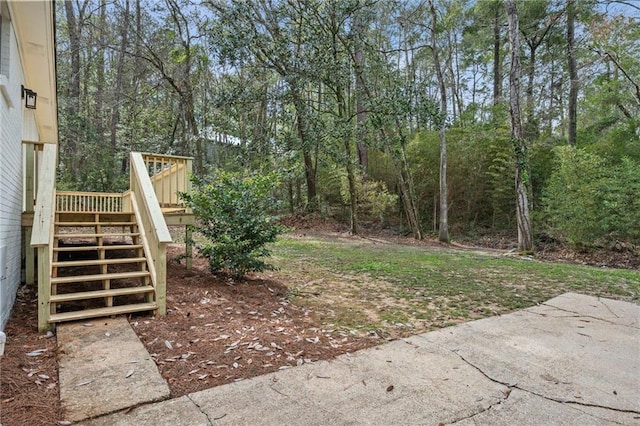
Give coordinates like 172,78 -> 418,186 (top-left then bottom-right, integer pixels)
21,85 -> 37,109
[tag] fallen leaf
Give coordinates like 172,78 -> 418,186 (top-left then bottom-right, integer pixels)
164,340 -> 173,350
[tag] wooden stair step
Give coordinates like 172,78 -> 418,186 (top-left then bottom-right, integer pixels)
50,286 -> 155,303
53,257 -> 147,267
56,212 -> 134,221
48,302 -> 157,323
54,244 -> 143,252
55,221 -> 137,226
54,232 -> 140,239
51,271 -> 150,285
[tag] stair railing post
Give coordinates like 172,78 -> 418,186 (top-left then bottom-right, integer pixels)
37,245 -> 51,332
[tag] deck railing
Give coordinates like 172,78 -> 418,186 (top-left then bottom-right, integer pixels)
141,153 -> 192,209
56,191 -> 124,213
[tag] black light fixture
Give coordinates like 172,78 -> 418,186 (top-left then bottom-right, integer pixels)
21,85 -> 37,109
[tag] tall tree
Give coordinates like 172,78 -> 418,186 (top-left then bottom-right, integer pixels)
518,0 -> 561,139
567,0 -> 578,145
492,0 -> 503,107
63,0 -> 89,182
110,0 -> 130,174
504,0 -> 533,252
428,0 -> 449,243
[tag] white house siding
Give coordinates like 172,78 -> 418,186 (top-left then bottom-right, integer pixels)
0,13 -> 28,330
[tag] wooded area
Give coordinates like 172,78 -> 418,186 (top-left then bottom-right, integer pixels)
55,0 -> 640,250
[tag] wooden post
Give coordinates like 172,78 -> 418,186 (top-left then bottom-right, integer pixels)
184,158 -> 193,213
185,158 -> 193,269
155,243 -> 167,316
25,144 -> 36,212
185,225 -> 193,270
37,246 -> 51,332
25,227 -> 35,284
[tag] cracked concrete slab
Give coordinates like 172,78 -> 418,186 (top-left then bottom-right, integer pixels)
80,396 -> 209,426
453,388 -> 639,425
540,292 -> 640,328
408,293 -> 640,415
75,293 -> 640,425
57,318 -> 170,422
188,339 -> 508,425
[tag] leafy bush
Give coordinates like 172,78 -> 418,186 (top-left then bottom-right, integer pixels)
541,146 -> 640,249
181,171 -> 286,277
340,170 -> 398,226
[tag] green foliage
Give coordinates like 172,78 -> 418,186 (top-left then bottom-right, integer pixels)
541,147 -> 640,249
340,170 -> 398,225
182,171 -> 286,277
409,127 -> 515,232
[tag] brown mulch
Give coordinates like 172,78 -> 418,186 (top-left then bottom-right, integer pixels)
0,286 -> 62,426
132,245 -> 377,398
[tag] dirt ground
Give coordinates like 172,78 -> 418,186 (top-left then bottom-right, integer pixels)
1,221 -> 638,426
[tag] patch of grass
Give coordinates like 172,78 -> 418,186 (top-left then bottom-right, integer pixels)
270,235 -> 640,336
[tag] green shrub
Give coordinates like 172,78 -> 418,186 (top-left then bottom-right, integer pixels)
340,169 -> 398,225
541,146 -> 640,249
182,170 -> 286,277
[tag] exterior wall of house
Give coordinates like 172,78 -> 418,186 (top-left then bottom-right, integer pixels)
0,8 -> 29,330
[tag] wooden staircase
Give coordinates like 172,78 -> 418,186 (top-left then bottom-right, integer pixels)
29,150 -> 190,331
47,211 -> 157,323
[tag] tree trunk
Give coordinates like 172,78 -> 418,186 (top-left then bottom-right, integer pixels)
295,98 -> 318,212
354,12 -> 368,171
492,1 -> 502,107
567,0 -> 578,146
64,1 -> 82,179
429,0 -> 449,243
95,0 -> 106,141
505,0 -> 533,253
110,0 -> 130,180
336,84 -> 358,235
525,43 -> 538,139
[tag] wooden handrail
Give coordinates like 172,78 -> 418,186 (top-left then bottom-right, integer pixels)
31,144 -> 57,246
30,144 -> 57,332
130,152 -> 172,315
